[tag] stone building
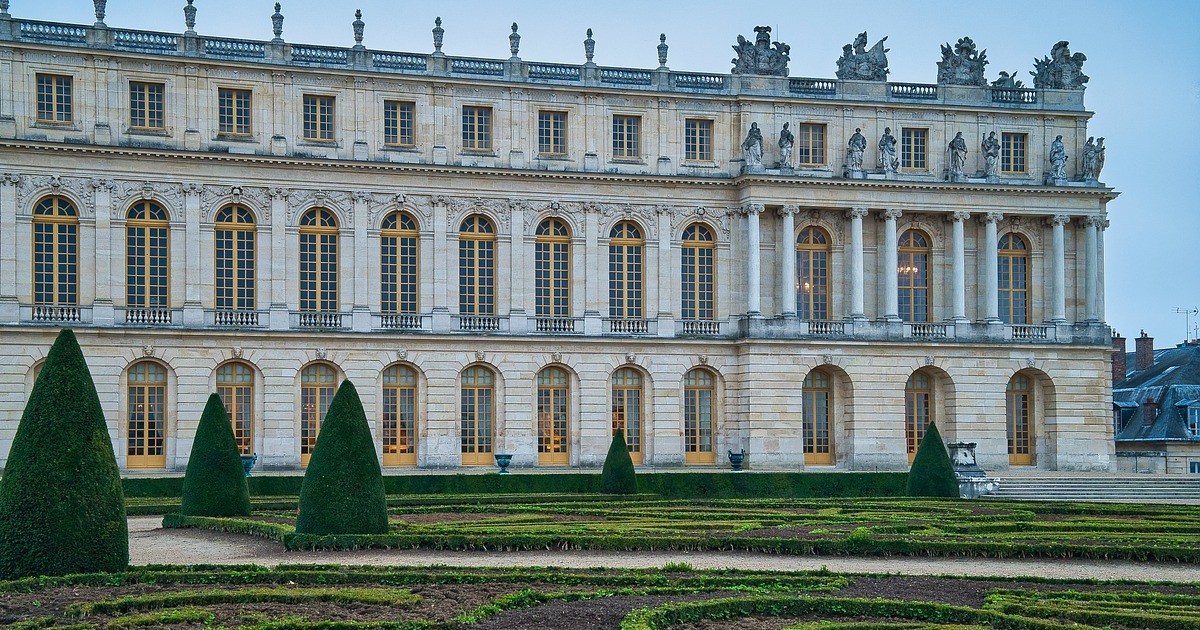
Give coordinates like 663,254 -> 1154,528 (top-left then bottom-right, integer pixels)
1113,332 -> 1200,474
0,4 -> 1117,472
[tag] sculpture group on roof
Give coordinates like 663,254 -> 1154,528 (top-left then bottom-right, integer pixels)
1032,41 -> 1089,89
730,26 -> 790,76
836,32 -> 890,81
937,37 -> 988,86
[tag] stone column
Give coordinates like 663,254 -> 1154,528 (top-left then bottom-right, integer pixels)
268,188 -> 289,330
1084,215 -> 1101,322
949,211 -> 970,322
881,209 -> 902,322
983,212 -> 1003,323
744,203 -> 764,317
351,191 -> 371,330
182,183 -> 203,325
1049,214 -> 1069,322
846,207 -> 867,320
430,196 -> 450,331
507,200 -> 528,333
90,179 -> 115,325
583,203 -> 601,333
0,173 -> 18,322
656,204 -> 674,335
778,205 -> 798,318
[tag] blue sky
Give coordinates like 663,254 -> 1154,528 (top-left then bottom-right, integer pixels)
15,0 -> 1200,345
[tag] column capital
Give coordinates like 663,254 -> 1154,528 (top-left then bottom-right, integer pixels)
268,187 -> 289,200
741,203 -> 765,216
982,211 -> 1004,224
581,201 -> 603,214
948,210 -> 971,222
655,203 -> 673,216
846,207 -> 869,220
88,177 -> 117,192
881,208 -> 903,221
0,173 -> 20,187
1048,213 -> 1072,226
1084,215 -> 1107,229
507,198 -> 531,213
351,190 -> 372,204
777,204 -> 799,217
180,182 -> 203,197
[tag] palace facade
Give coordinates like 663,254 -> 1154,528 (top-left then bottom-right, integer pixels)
0,5 -> 1117,472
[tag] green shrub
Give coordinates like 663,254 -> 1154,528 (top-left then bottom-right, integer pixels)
905,422 -> 960,498
0,329 -> 128,579
295,380 -> 388,535
600,432 -> 637,494
179,394 -> 251,517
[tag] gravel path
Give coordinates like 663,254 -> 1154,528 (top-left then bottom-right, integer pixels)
129,517 -> 1200,582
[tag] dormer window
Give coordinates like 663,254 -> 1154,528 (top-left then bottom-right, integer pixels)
1188,406 -> 1200,437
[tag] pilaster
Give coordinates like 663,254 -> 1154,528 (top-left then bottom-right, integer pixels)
430,196 -> 451,331
268,188 -> 289,329
655,204 -> 674,335
0,173 -> 18,322
182,182 -> 203,325
582,203 -> 601,334
351,191 -> 371,331
90,178 -> 116,325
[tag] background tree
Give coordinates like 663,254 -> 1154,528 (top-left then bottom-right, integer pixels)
906,422 -> 961,498
599,431 -> 637,494
180,393 -> 252,517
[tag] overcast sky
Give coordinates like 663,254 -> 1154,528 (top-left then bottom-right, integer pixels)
16,0 -> 1200,346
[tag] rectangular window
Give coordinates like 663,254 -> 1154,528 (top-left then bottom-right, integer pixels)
538,110 -> 568,155
1189,407 -> 1200,436
1001,132 -> 1027,174
302,95 -> 335,141
383,100 -> 415,147
36,74 -> 73,124
129,81 -> 165,130
461,105 -> 492,151
1191,461 -> 1200,475
684,119 -> 713,161
612,115 -> 641,159
901,128 -> 928,170
795,123 -> 826,166
217,88 -> 252,136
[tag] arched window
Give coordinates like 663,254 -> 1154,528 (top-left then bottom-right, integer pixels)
214,205 -> 256,315
32,196 -> 78,308
126,201 -> 169,313
683,368 -> 716,464
216,362 -> 254,455
535,218 -> 571,320
904,371 -> 933,463
458,215 -> 495,316
127,361 -> 167,469
681,224 -> 715,322
460,365 -> 495,465
382,364 -> 418,466
612,367 -> 644,465
537,366 -> 570,465
998,233 -> 1029,325
608,221 -> 644,322
898,229 -> 930,322
802,369 -> 833,465
1007,373 -> 1034,466
300,363 -> 337,466
299,208 -> 339,314
381,212 -> 419,315
796,226 -> 830,320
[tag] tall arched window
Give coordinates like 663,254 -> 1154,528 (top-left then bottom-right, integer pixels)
611,367 -> 644,465
300,363 -> 337,466
214,205 -> 256,316
681,224 -> 715,322
535,218 -> 571,320
32,196 -> 79,310
299,208 -> 339,314
126,201 -> 169,314
898,229 -> 930,322
796,226 -> 830,320
608,221 -> 644,322
802,369 -> 833,465
1007,373 -> 1034,466
904,371 -> 933,463
216,362 -> 254,455
458,215 -> 495,316
127,361 -> 167,469
460,365 -> 495,465
998,233 -> 1029,324
382,364 -> 418,466
381,212 -> 419,315
537,366 -> 570,465
683,368 -> 716,464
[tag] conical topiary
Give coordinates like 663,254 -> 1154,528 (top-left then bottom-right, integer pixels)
295,380 -> 388,534
599,431 -> 637,495
0,329 -> 128,579
180,393 -> 252,517
906,421 -> 961,498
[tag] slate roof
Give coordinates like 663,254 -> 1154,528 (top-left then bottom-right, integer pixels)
1114,344 -> 1200,442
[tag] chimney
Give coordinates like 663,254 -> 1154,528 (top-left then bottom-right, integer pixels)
1135,330 -> 1154,371
1142,398 -> 1158,425
1111,331 -> 1127,384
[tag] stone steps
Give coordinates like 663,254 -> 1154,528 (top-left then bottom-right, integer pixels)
984,475 -> 1200,502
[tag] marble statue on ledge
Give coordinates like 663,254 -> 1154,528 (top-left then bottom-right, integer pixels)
731,26 -> 790,76
836,31 -> 889,81
878,127 -> 899,175
1081,136 -> 1099,181
846,127 -> 867,178
742,122 -> 764,171
1095,137 -> 1106,180
981,131 -> 1000,180
777,122 -> 794,170
1032,41 -> 1089,90
1048,134 -> 1068,182
948,131 -> 968,181
937,37 -> 988,86
991,71 -> 1025,89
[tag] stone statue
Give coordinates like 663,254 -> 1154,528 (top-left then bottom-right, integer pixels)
1081,136 -> 1098,180
731,26 -> 790,76
948,131 -> 968,180
836,31 -> 890,81
937,37 -> 988,86
1049,135 -> 1068,180
878,127 -> 898,174
1095,137 -> 1106,180
1032,41 -> 1089,90
742,122 -> 764,167
981,131 -> 1000,178
778,122 -> 794,168
991,71 -> 1025,89
847,128 -> 867,172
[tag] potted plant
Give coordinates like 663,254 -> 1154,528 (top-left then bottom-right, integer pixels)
727,449 -> 746,472
494,453 -> 513,474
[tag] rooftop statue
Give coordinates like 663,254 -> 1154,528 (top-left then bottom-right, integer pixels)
937,37 -> 988,86
991,71 -> 1025,89
836,32 -> 889,81
1032,41 -> 1089,90
731,26 -> 790,76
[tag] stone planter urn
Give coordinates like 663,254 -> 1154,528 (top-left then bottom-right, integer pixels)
494,453 -> 513,474
240,453 -> 257,477
727,449 -> 746,472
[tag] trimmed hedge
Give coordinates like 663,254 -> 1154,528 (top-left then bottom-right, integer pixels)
600,432 -> 637,494
906,422 -> 960,498
180,394 -> 251,517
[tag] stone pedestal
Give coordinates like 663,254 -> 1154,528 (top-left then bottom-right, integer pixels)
948,441 -> 999,499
